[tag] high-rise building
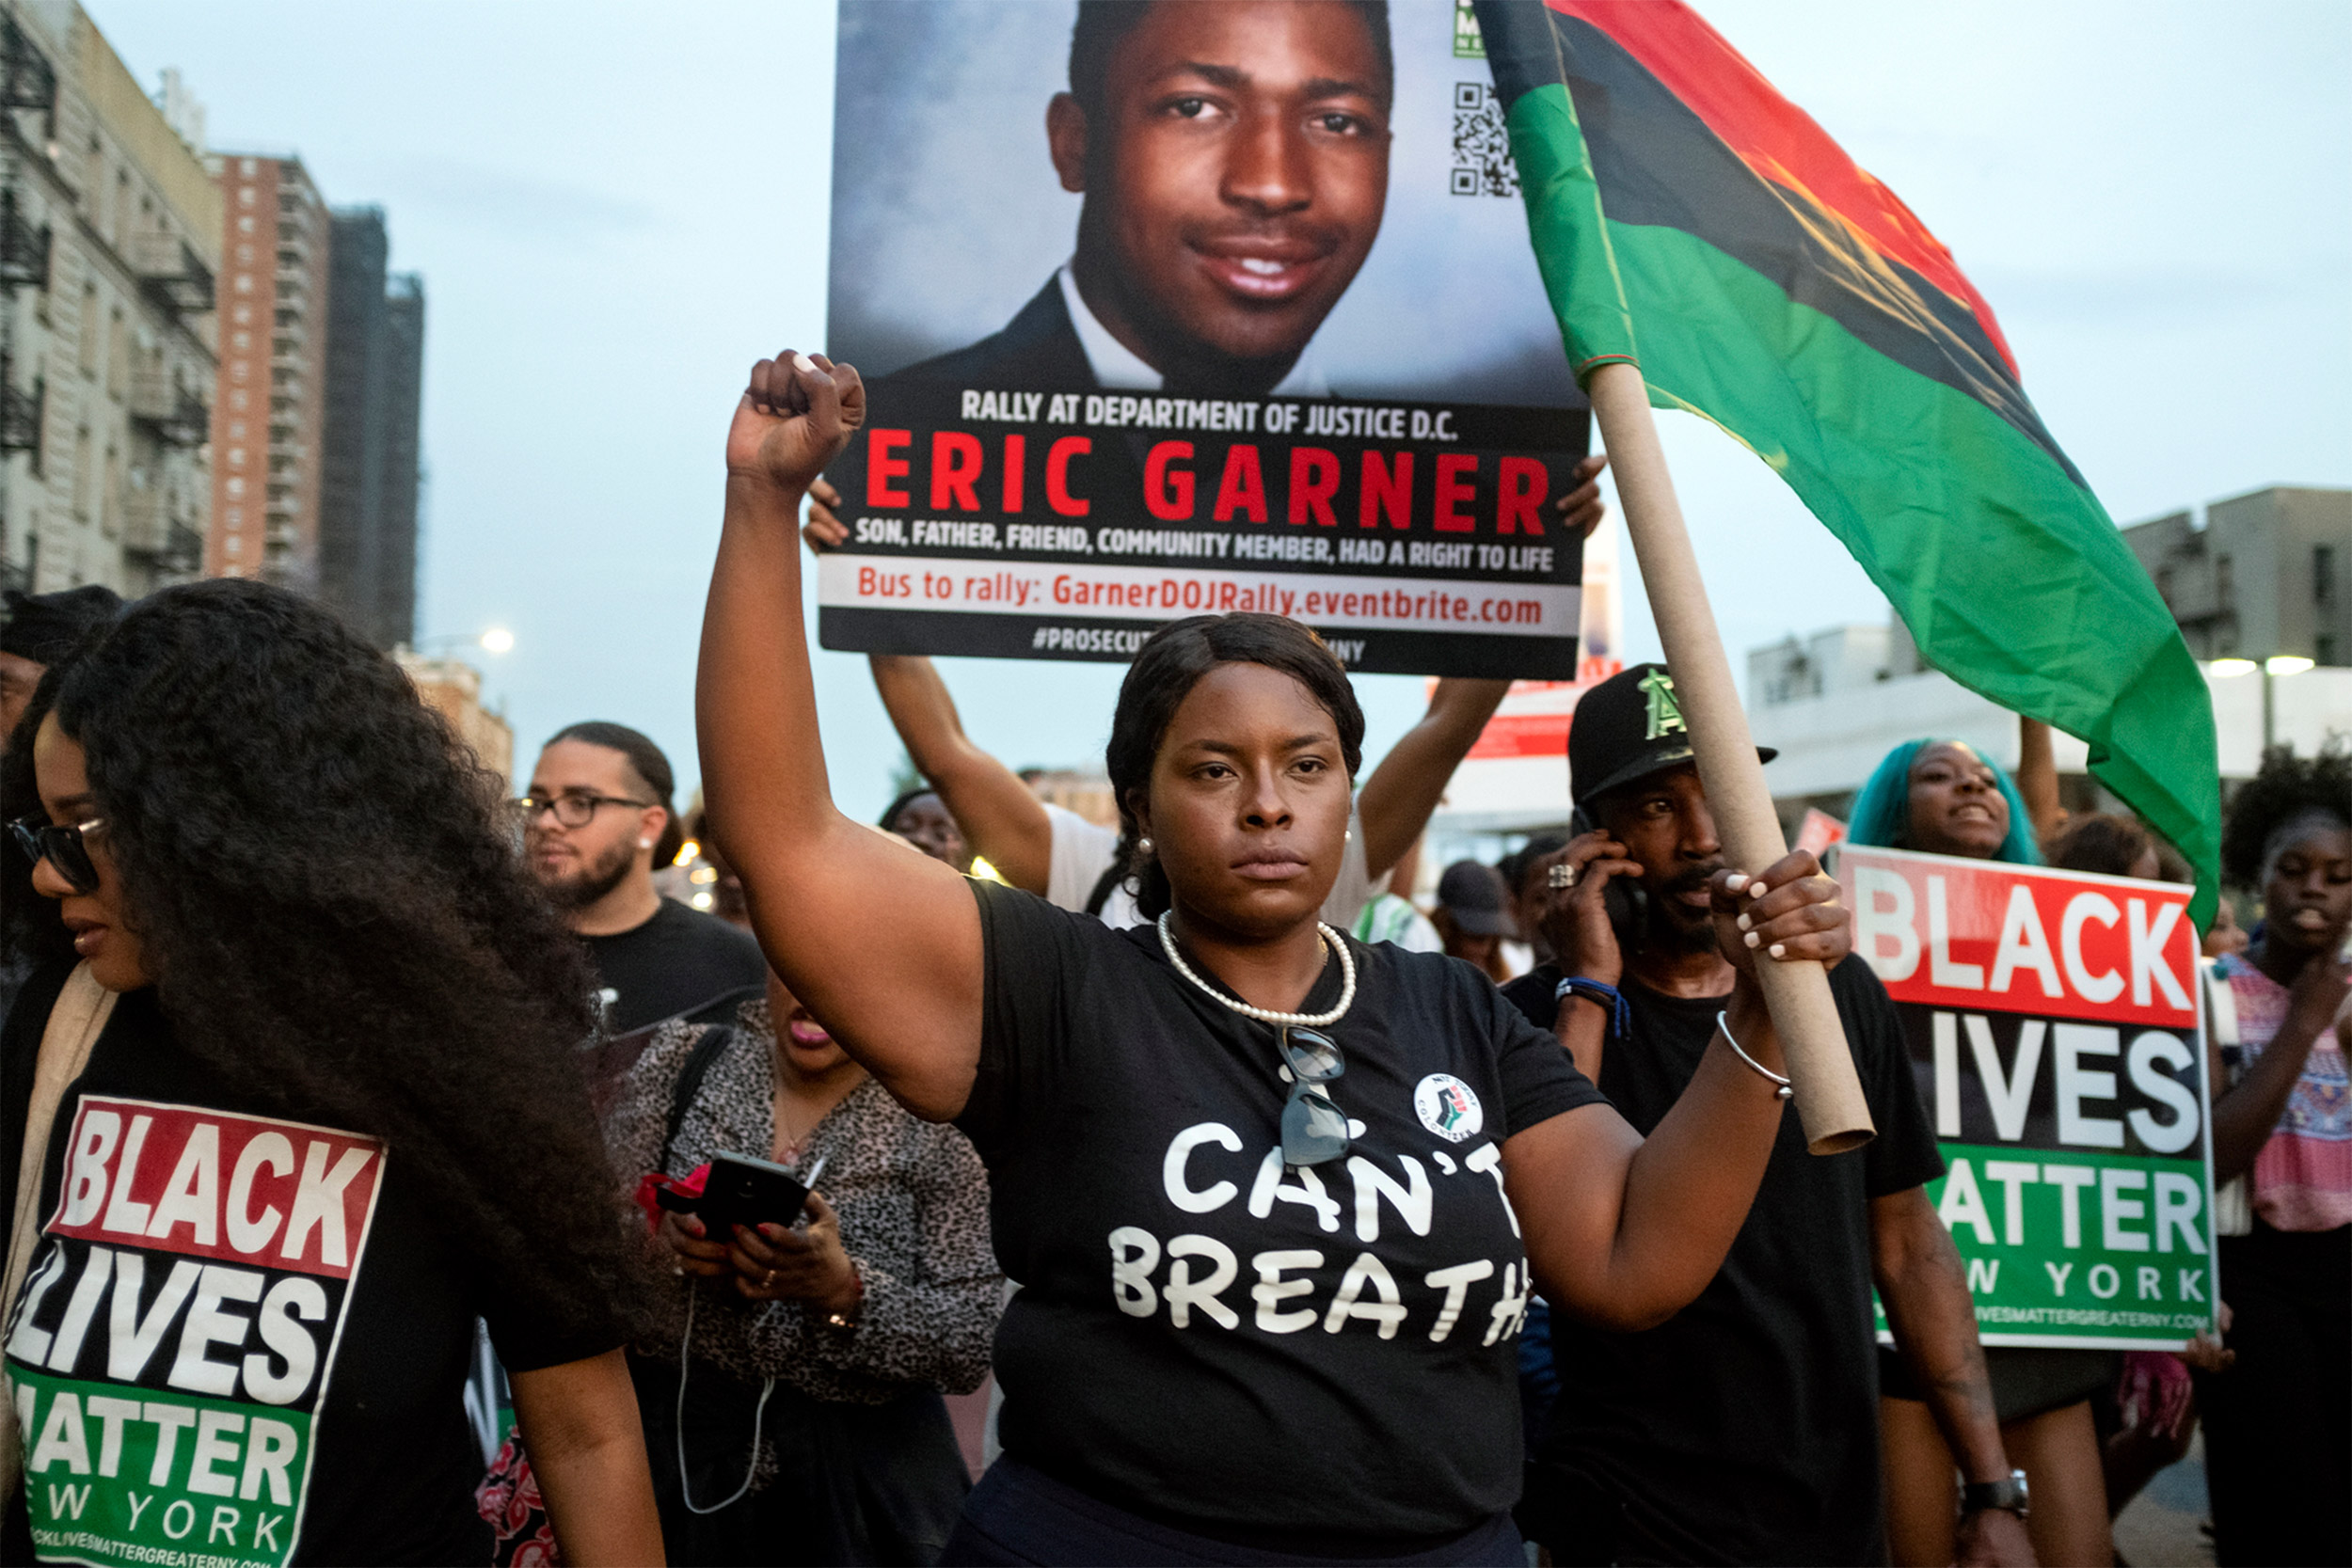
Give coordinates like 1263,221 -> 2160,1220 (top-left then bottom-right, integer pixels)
375,270 -> 421,646
0,0 -> 217,596
317,205 -> 421,650
202,153 -> 328,588
396,649 -> 511,788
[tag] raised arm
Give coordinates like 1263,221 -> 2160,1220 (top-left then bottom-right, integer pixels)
1504,853 -> 1849,1329
1354,678 -> 1510,878
2015,716 -> 2065,843
698,352 -> 983,1119
1326,454 -> 1611,878
869,655 -> 1057,895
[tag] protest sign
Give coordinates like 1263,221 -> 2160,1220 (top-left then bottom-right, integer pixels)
1837,847 -> 2217,1350
818,0 -> 1590,677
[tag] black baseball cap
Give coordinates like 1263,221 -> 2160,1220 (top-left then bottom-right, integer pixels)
1568,661 -> 1774,808
1436,860 -> 1512,936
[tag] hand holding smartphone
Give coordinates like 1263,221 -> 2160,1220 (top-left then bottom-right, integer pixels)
655,1152 -> 823,1235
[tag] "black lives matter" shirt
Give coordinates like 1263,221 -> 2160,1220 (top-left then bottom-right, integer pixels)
1502,956 -> 1945,1566
960,880 -> 1607,1550
3,974 -> 623,1567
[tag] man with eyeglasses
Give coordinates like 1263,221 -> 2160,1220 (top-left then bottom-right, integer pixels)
520,721 -> 764,1035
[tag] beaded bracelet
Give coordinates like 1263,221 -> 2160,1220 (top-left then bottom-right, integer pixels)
1555,976 -> 1631,1039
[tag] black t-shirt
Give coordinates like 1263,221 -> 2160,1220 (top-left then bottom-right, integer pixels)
1500,958 -> 1944,1566
961,880 -> 1607,1549
3,974 -> 622,1567
582,895 -> 766,1035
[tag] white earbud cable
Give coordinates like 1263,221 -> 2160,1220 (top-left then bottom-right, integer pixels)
675,1288 -> 776,1514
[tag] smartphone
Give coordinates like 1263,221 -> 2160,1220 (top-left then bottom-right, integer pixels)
1567,807 -> 1648,951
687,1152 -> 821,1235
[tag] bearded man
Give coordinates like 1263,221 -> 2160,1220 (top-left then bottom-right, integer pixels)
521,721 -> 764,1034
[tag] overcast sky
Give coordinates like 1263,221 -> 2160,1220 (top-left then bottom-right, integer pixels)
96,0 -> 2352,817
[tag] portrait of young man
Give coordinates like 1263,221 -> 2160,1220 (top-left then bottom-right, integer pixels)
885,0 -> 1394,400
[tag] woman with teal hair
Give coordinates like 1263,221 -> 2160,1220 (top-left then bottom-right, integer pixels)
1851,736 -> 2125,1567
1846,737 -> 2042,865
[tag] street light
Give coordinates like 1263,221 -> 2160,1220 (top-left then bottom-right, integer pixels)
2260,654 -> 2314,751
410,628 -> 516,658
2207,656 -> 2315,749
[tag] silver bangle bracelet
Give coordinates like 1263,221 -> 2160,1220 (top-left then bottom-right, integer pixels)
1714,1010 -> 1793,1101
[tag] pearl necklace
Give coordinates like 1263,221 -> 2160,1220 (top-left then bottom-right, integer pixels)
1156,911 -> 1358,1028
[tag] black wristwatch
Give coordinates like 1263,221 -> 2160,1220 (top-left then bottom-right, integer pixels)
1961,1470 -> 2030,1519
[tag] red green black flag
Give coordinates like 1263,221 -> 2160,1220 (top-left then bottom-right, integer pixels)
1475,0 -> 2219,922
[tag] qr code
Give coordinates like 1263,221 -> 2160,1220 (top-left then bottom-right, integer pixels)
1451,82 -> 1518,197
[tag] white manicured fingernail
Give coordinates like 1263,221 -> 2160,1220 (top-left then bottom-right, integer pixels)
793,352 -> 817,372
1743,931 -> 1760,948
1748,880 -> 1769,898
1769,942 -> 1787,959
1726,873 -> 1750,891
1736,913 -> 1752,931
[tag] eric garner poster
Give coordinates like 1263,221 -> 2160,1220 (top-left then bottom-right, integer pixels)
1838,847 -> 2219,1350
818,0 -> 1592,679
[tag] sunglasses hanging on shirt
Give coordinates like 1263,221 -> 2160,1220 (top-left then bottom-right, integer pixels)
1273,1025 -> 1351,1167
1156,912 -> 1359,1168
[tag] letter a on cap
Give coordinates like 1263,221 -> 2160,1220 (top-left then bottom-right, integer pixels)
1640,669 -> 1686,740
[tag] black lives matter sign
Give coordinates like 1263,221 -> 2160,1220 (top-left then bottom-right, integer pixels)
7,1098 -> 387,1568
818,383 -> 1589,679
1839,848 -> 2217,1350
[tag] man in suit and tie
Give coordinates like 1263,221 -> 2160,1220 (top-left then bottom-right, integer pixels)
889,0 -> 1394,400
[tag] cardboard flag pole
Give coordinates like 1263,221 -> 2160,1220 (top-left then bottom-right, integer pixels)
1587,364 -> 1875,1154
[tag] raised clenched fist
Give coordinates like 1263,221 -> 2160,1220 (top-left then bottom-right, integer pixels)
726,349 -> 866,497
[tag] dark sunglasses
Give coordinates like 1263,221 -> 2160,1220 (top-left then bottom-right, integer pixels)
1276,1026 -> 1349,1168
9,812 -> 105,895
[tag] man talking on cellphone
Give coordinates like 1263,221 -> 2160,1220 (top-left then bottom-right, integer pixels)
1503,663 -> 2036,1568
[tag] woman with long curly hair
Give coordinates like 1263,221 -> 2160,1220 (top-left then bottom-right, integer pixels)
1,580 -> 662,1563
694,350 -> 1851,1564
2197,747 -> 2352,1566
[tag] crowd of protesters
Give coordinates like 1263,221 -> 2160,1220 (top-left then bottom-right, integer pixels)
0,337 -> 2339,1568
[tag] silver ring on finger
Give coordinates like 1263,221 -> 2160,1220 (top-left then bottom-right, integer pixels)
1549,862 -> 1576,891
764,1269 -> 778,1290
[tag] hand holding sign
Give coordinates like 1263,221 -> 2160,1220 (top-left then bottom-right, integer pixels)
729,350 -> 866,499
1554,453 -> 1611,539
803,476 -> 850,550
